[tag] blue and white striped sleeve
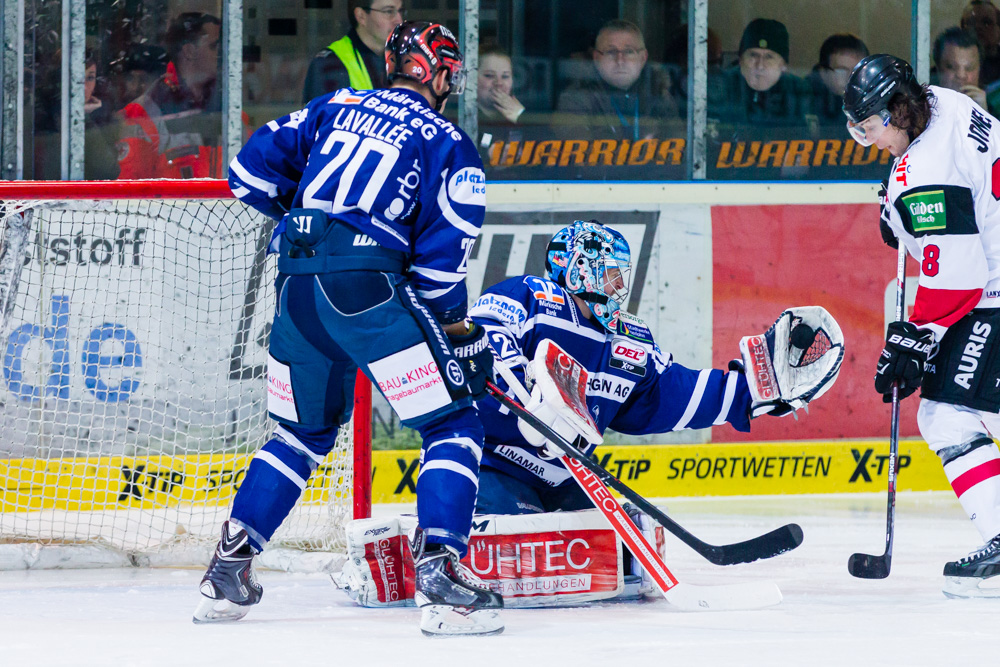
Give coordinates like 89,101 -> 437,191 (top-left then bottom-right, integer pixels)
410,138 -> 485,324
610,354 -> 753,434
228,101 -> 320,221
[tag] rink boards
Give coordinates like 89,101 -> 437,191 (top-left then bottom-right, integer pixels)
0,439 -> 951,512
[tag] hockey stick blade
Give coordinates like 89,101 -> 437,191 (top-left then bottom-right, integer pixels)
486,376 -> 801,567
562,455 -> 782,611
663,580 -> 783,612
847,552 -> 891,579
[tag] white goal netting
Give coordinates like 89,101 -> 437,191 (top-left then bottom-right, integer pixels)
0,185 -> 367,570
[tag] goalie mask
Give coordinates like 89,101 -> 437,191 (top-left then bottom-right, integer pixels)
545,221 -> 631,332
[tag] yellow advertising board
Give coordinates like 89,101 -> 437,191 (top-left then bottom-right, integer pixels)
1,440 -> 950,513
369,440 -> 952,504
0,454 -> 347,513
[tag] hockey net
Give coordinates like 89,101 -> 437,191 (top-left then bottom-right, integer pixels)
0,180 -> 371,570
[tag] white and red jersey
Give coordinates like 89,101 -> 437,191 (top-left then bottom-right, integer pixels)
884,86 -> 1000,340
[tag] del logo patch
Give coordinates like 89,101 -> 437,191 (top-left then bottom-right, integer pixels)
903,190 -> 947,231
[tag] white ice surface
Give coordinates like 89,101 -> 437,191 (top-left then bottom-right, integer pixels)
3,492 -> 998,666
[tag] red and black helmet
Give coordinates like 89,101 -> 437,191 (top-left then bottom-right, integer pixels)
385,21 -> 466,108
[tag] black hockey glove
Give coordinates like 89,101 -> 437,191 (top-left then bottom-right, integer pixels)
874,321 -> 934,402
448,322 -> 494,400
878,180 -> 898,250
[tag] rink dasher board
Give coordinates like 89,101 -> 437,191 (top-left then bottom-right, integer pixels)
0,439 -> 950,513
0,452 -> 347,512
366,439 -> 950,503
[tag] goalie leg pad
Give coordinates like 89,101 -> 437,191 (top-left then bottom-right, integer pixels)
336,511 -> 628,608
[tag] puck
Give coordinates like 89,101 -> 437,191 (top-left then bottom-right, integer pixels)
790,323 -> 816,349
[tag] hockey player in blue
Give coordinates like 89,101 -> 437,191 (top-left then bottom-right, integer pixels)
194,22 -> 503,636
470,221 -> 842,515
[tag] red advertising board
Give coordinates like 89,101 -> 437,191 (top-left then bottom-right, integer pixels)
711,203 -> 921,441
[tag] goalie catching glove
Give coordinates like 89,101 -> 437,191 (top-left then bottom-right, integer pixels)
737,306 -> 845,418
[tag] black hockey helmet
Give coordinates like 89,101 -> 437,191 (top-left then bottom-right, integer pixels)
843,54 -> 921,124
385,21 -> 466,110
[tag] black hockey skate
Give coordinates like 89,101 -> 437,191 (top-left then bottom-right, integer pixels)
942,534 -> 1000,598
412,528 -> 504,637
193,521 -> 263,623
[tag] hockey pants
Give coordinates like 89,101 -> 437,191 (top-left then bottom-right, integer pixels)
231,271 -> 483,555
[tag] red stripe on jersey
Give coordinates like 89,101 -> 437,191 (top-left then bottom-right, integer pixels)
910,286 -> 983,329
951,459 -> 1000,497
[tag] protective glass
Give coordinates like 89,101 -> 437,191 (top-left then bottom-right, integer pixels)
846,109 -> 892,147
448,64 -> 467,96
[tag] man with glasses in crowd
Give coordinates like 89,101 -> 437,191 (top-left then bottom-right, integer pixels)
302,0 -> 405,102
555,19 -> 678,144
807,33 -> 869,126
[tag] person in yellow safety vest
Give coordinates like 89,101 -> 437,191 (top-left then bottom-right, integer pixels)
301,0 -> 405,103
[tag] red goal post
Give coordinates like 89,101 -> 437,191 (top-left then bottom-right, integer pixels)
0,179 -> 371,569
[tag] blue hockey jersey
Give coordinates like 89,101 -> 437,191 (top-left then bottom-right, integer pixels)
470,276 -> 753,489
229,87 -> 485,321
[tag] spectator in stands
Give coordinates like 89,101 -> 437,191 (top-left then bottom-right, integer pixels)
555,19 -> 678,142
478,44 -> 525,127
707,18 -> 812,133
934,27 -> 989,110
117,12 -> 245,179
109,44 -> 168,111
807,34 -> 869,124
962,0 -> 1000,84
301,0 -> 404,102
477,43 -> 534,171
84,50 -> 120,180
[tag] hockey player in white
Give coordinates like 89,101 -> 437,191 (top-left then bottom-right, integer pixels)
845,54 -> 1000,596
193,21 -> 503,635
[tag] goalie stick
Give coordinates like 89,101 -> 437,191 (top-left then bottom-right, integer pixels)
491,353 -> 803,567
848,243 -> 907,579
486,376 -> 782,611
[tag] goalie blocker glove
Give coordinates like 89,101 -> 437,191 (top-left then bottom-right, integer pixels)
449,322 -> 494,400
874,321 -> 934,402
